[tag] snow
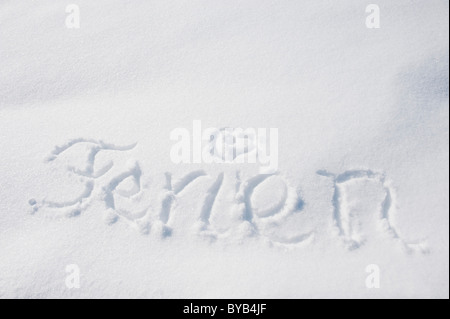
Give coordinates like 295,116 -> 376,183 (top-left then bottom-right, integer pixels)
0,0 -> 448,298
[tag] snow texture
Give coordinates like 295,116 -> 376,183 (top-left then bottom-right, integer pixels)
0,0 -> 448,298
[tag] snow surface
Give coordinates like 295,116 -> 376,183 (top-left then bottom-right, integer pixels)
0,0 -> 448,298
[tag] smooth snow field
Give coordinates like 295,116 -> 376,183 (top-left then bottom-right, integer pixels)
0,0 -> 448,299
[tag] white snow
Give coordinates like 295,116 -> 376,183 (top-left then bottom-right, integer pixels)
0,0 -> 448,298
